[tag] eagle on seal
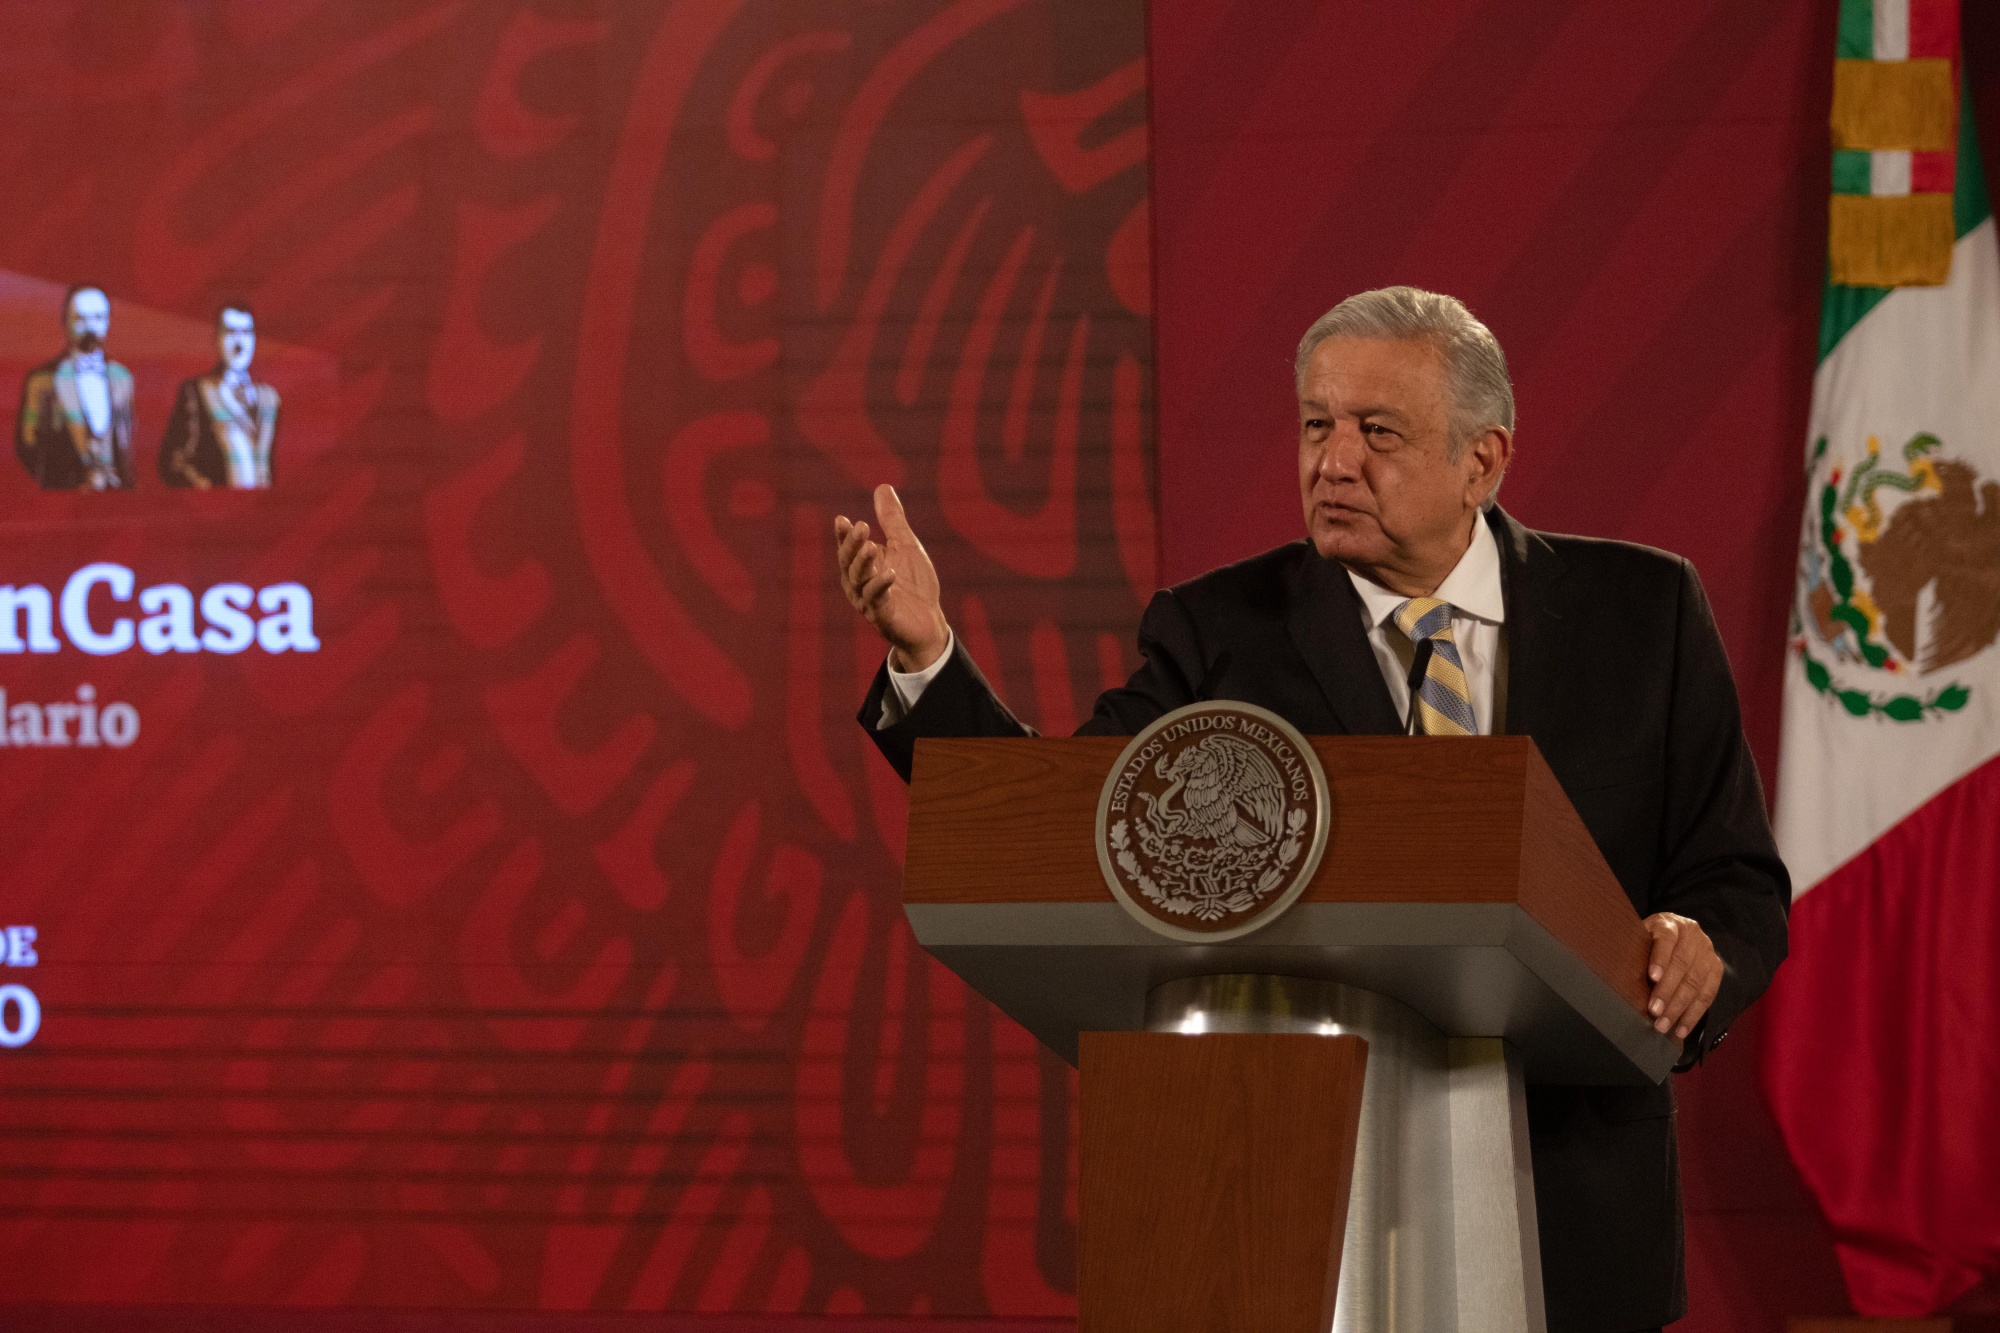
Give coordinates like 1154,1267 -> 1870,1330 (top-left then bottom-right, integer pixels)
1137,733 -> 1286,847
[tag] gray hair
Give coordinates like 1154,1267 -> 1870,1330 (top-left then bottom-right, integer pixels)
1294,287 -> 1515,459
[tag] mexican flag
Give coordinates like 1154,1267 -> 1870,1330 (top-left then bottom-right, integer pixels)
1763,0 -> 2000,1314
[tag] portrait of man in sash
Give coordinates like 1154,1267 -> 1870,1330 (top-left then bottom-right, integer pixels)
159,303 -> 279,490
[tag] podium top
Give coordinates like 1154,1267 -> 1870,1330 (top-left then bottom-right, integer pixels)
904,735 -> 1680,1084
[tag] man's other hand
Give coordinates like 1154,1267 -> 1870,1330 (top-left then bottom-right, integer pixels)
835,483 -> 950,673
1642,912 -> 1722,1041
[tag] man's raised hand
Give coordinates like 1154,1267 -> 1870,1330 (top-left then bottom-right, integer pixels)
835,484 -> 950,673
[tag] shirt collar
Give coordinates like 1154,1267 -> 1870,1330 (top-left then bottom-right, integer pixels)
70,349 -> 106,375
1344,516 -> 1507,629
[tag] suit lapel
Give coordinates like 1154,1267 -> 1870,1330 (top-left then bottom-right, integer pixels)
51,361 -> 88,459
1286,548 -> 1404,735
1493,506 -> 1567,742
255,390 -> 278,485
199,375 -> 248,431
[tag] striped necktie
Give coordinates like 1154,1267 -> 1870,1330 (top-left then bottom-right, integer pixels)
1392,597 -> 1477,736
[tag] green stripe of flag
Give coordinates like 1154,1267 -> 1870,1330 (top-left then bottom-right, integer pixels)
1838,0 -> 1874,60
1833,149 -> 1874,195
1952,79 -> 1992,237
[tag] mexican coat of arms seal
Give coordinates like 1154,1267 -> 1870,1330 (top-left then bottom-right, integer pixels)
1793,430 -> 2000,720
1094,701 -> 1330,942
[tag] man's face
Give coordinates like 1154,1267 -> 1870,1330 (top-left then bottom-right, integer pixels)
1297,335 -> 1497,586
217,309 -> 256,372
66,289 -> 109,353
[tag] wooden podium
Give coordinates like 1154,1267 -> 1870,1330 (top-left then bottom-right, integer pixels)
903,735 -> 1678,1333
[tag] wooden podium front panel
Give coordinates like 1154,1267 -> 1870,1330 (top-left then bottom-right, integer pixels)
906,734 -> 1657,1019
904,734 -> 1678,1080
908,735 -> 1539,907
1079,1033 -> 1367,1333
906,735 -> 1118,902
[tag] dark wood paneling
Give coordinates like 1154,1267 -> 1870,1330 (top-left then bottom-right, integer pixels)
1079,1033 -> 1367,1333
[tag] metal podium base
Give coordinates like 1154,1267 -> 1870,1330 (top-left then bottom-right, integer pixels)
1145,975 -> 1547,1333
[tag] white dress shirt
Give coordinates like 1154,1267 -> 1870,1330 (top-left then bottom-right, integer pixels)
72,350 -> 111,439
218,368 -> 262,483
1346,518 -> 1507,735
878,520 -> 1508,734
881,630 -> 956,726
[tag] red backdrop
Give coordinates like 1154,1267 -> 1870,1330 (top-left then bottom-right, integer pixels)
0,0 -> 1147,1320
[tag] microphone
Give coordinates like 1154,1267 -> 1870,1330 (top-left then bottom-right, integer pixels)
1403,640 -> 1434,733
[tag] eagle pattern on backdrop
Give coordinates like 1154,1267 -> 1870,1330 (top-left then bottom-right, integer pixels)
0,1 -> 1151,1316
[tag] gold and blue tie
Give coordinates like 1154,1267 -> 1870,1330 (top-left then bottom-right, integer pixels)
1392,597 -> 1477,736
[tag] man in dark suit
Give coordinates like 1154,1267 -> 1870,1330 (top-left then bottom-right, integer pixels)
159,303 -> 279,489
15,284 -> 135,490
834,286 -> 1788,1333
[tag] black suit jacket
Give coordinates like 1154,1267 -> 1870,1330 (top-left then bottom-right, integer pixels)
858,507 -> 1790,1332
15,355 -> 136,490
159,371 -> 280,489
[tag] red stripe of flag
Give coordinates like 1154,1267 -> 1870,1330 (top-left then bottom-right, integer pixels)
1907,0 -> 1959,59
1911,149 -> 1956,194
1763,753 -> 2000,1315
